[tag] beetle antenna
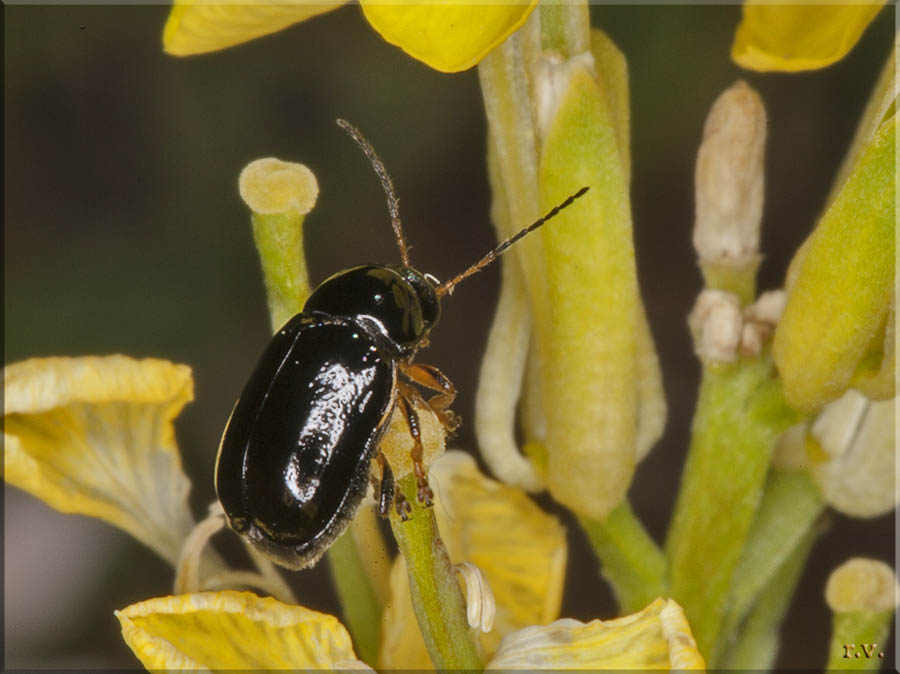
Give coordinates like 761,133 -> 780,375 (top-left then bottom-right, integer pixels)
435,186 -> 589,297
337,119 -> 411,267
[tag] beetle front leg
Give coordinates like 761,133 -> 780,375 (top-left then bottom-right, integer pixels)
397,386 -> 434,507
400,362 -> 460,433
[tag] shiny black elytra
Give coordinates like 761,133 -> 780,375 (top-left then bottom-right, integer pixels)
215,119 -> 589,570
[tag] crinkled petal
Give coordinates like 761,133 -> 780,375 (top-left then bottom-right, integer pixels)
380,451 -> 567,667
360,2 -> 538,73
116,591 -> 372,671
487,597 -> 706,670
3,356 -> 195,565
732,2 -> 885,72
164,1 -> 344,56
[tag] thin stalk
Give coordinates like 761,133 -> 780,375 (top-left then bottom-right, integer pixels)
665,355 -> 800,657
539,1 -> 589,57
579,501 -> 667,614
827,610 -> 895,670
713,469 -> 825,664
328,528 -> 383,666
722,522 -> 820,670
390,475 -> 482,671
250,211 -> 311,332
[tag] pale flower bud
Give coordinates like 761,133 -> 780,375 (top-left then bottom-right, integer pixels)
740,289 -> 786,356
688,289 -> 743,363
693,81 -> 766,268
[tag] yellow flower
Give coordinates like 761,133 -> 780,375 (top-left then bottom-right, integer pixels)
2,356 -> 704,669
3,356 -> 196,565
163,0 -> 539,73
117,590 -> 705,671
732,2 -> 886,72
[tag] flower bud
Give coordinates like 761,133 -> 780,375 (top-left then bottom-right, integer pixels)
688,289 -> 743,364
693,81 -> 766,300
774,117 -> 895,411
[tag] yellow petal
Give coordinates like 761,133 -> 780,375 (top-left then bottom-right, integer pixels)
487,597 -> 706,670
732,2 -> 885,72
379,451 -> 567,667
4,356 -> 195,565
164,1 -> 344,56
360,2 -> 538,73
116,591 -> 371,671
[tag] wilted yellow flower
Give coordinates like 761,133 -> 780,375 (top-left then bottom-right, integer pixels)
117,591 -> 372,670
3,356 -> 196,565
164,0 -> 539,73
118,590 -> 705,671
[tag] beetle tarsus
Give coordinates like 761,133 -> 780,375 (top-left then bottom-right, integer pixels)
395,492 -> 412,521
376,454 -> 395,518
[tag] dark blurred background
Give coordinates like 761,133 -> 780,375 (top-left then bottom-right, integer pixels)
5,3 -> 895,669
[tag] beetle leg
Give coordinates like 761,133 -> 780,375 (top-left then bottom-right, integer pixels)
394,491 -> 411,520
397,388 -> 434,507
400,362 -> 460,433
375,454 -> 396,518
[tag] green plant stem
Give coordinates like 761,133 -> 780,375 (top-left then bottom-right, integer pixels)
539,1 -> 589,57
827,609 -> 895,670
327,530 -> 383,666
390,475 -> 482,671
699,260 -> 760,307
722,521 -> 820,670
664,355 -> 799,657
713,469 -> 825,665
579,501 -> 667,614
250,211 -> 311,331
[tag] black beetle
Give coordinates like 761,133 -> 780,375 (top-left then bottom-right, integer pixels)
215,119 -> 588,569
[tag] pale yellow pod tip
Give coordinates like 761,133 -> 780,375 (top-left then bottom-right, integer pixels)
825,558 -> 899,613
239,158 -> 319,215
